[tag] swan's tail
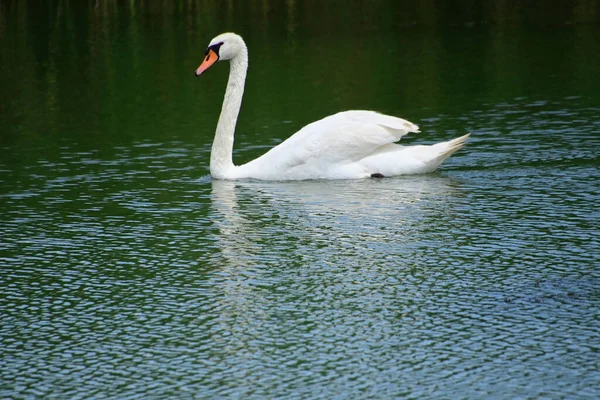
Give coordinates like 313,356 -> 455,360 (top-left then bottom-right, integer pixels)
360,133 -> 470,176
413,133 -> 470,173
430,133 -> 471,164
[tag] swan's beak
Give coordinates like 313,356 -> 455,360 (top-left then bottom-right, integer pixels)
195,49 -> 219,76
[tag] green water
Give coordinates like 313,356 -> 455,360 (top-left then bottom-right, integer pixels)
1,1 -> 599,398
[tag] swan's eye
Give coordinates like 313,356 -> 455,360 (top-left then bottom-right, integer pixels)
207,42 -> 224,57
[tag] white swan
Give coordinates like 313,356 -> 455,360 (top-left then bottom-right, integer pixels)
196,32 -> 470,180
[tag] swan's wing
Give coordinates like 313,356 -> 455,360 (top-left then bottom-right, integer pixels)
340,110 -> 420,139
265,110 -> 419,166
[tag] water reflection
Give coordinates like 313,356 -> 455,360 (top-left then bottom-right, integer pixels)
210,175 -> 463,219
208,176 -> 463,274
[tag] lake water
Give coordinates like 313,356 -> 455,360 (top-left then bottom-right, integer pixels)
1,1 -> 599,398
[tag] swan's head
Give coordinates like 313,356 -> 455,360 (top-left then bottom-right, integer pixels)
195,32 -> 246,76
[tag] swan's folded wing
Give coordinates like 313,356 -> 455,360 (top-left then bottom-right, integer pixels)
244,110 -> 420,174
295,110 -> 420,163
343,110 -> 420,137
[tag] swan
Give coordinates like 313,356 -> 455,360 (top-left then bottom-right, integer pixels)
195,32 -> 470,180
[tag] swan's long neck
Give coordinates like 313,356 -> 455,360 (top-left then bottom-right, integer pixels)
210,45 -> 248,178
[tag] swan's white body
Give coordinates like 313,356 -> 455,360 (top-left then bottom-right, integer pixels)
197,33 -> 469,181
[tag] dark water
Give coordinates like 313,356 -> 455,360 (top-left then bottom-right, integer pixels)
1,1 -> 599,398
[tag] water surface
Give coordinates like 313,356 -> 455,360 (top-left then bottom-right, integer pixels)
1,1 -> 599,398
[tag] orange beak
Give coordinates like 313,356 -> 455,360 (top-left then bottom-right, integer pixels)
195,49 -> 219,76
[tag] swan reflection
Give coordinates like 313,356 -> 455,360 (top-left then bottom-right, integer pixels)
208,177 -> 463,272
206,176 -> 463,338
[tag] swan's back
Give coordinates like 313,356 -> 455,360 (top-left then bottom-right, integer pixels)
234,111 -> 421,180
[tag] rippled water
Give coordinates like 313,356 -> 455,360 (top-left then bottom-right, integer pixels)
2,1 -> 600,398
2,97 -> 599,398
